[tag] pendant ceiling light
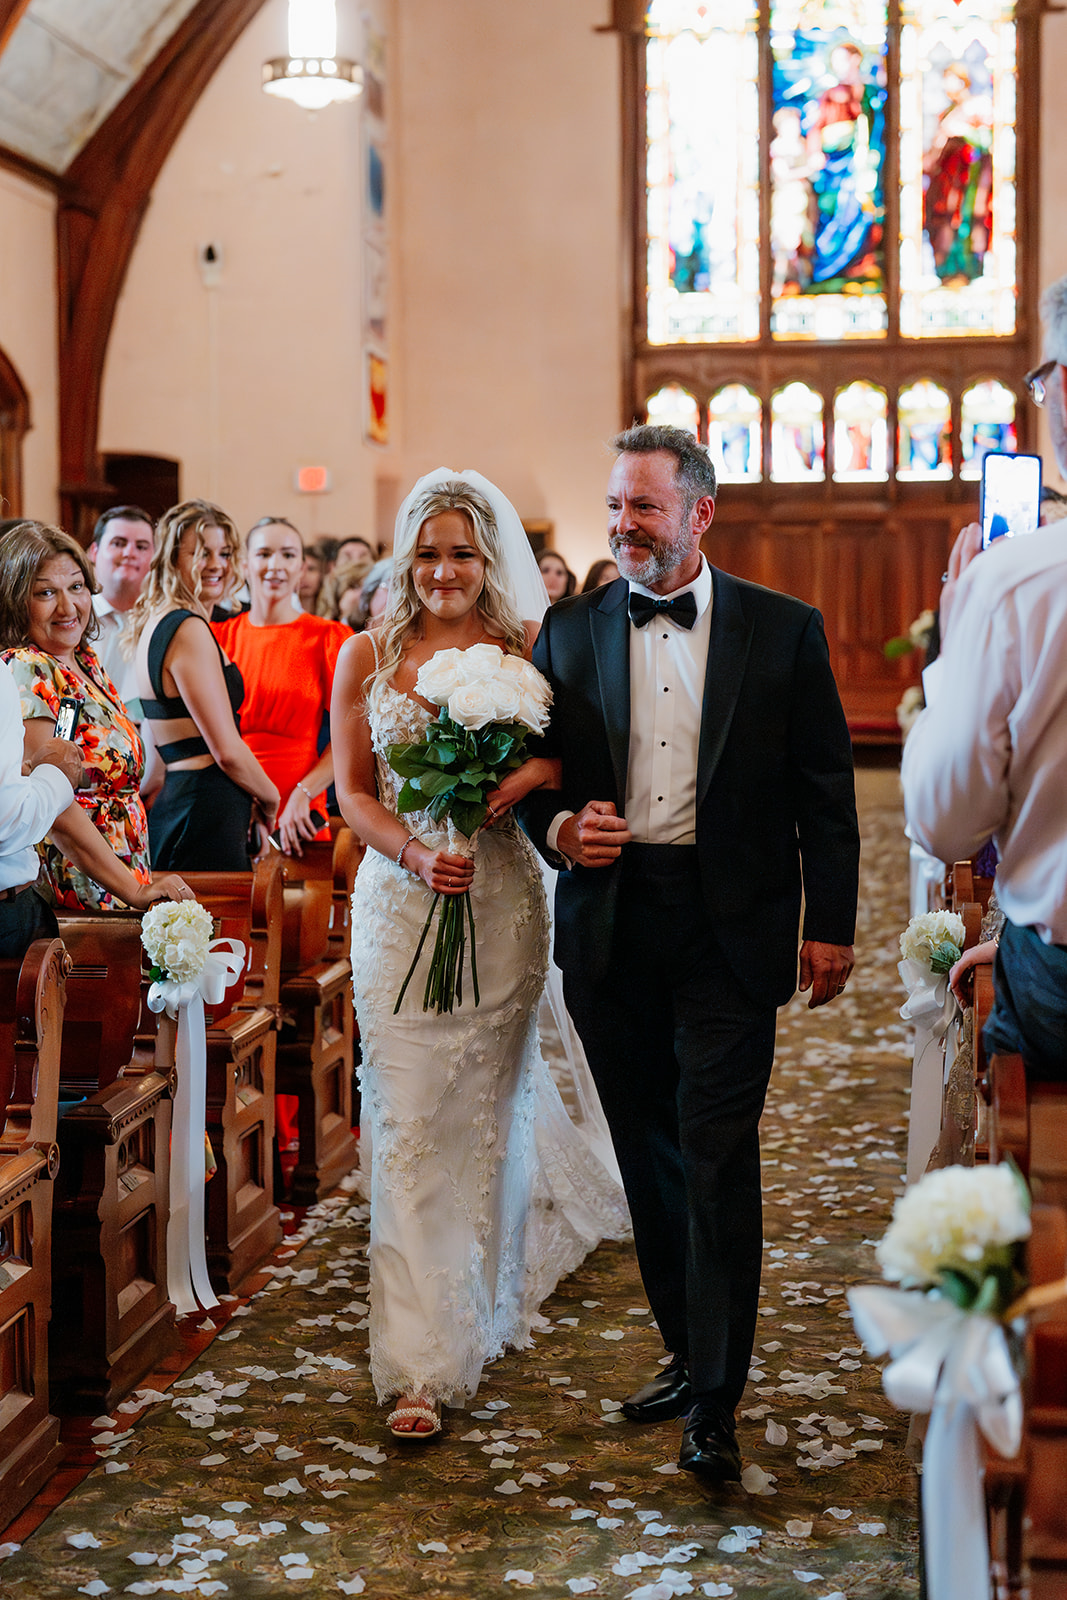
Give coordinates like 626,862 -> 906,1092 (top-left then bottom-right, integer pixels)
263,0 -> 362,110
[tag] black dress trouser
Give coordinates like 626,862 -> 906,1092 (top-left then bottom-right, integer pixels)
561,844 -> 777,1412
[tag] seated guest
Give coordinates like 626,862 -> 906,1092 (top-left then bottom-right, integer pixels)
88,505 -> 155,699
0,656 -> 82,956
130,500 -> 280,870
538,549 -> 576,603
903,271 -> 1067,1081
212,516 -> 350,856
580,557 -> 620,593
0,522 -> 194,912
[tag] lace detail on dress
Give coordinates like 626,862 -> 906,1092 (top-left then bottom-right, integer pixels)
350,682 -> 628,1406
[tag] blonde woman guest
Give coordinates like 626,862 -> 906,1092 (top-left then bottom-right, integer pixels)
0,521 -> 194,912
130,500 -> 279,871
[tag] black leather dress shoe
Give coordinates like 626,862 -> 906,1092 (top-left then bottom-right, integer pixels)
621,1356 -> 692,1422
679,1401 -> 742,1485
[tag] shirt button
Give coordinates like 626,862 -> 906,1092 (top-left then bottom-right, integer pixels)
663,686 -> 669,693
657,795 -> 663,802
660,741 -> 667,748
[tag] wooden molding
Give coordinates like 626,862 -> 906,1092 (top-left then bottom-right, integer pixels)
57,0 -> 271,538
0,342 -> 30,518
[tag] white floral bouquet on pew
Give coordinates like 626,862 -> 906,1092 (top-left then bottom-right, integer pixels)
141,899 -> 214,986
899,909 -> 966,976
387,643 -> 552,1015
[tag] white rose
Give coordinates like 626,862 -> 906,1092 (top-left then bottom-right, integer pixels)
447,681 -> 499,730
460,642 -> 507,681
514,687 -> 550,734
416,648 -> 467,706
876,1163 -> 1030,1286
899,910 -> 965,966
486,678 -> 522,723
142,899 -> 213,981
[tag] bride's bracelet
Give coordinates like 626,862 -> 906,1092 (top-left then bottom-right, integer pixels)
396,832 -> 418,870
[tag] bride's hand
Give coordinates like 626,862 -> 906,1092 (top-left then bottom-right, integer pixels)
413,845 -> 475,896
485,757 -> 561,824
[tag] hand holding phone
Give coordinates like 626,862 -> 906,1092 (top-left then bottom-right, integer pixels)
981,451 -> 1042,549
268,809 -> 327,852
54,695 -> 82,742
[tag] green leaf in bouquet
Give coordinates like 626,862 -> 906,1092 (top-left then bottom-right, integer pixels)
936,1267 -> 981,1311
452,800 -> 487,837
423,741 -> 459,768
396,780 -> 424,814
884,635 -> 916,660
415,769 -> 458,797
455,784 -> 486,802
388,743 -> 434,778
929,939 -> 962,975
426,792 -> 455,823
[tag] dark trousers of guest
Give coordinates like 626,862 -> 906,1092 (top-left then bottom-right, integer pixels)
561,843 -> 777,1413
985,919 -> 1067,1081
0,886 -> 59,961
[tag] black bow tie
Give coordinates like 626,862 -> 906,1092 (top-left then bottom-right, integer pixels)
627,590 -> 698,630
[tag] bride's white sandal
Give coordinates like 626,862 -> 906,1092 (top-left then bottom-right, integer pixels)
387,1394 -> 441,1441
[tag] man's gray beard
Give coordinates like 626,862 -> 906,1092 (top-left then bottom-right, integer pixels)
610,523 -> 693,588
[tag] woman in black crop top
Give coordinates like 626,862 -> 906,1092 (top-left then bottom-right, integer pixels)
129,501 -> 279,870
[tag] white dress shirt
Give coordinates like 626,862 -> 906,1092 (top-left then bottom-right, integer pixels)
0,658 -> 74,891
902,520 -> 1067,944
92,595 -> 137,703
547,559 -> 712,852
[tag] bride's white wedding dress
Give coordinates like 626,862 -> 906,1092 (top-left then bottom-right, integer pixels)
350,681 -> 629,1406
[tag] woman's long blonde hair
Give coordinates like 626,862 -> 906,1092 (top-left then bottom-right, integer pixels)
129,499 -> 240,641
367,480 -> 527,701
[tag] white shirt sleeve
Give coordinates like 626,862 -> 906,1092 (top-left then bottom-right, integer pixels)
0,660 -> 74,860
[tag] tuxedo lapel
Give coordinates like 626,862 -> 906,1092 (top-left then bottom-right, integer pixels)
697,567 -> 753,812
589,579 -> 631,809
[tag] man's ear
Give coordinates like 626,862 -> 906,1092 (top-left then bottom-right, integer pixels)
691,494 -> 715,537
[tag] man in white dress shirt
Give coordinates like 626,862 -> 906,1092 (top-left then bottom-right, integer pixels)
903,273 -> 1067,1081
0,657 -> 82,958
88,505 -> 155,698
522,424 -> 859,1484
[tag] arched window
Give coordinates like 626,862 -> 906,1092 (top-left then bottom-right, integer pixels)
0,348 -> 29,520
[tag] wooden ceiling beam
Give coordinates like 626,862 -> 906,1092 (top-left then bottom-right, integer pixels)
0,0 -> 32,57
58,0 -> 270,536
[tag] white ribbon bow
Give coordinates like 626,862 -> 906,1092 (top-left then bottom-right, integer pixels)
148,938 -> 246,1316
898,957 -> 958,1038
849,1284 -> 1021,1600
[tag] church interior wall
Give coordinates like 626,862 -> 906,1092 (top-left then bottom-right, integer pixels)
0,168 -> 58,521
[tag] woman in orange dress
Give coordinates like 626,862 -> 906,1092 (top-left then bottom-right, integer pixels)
212,517 -> 351,855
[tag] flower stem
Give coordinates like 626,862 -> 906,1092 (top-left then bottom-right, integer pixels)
394,891 -> 441,1014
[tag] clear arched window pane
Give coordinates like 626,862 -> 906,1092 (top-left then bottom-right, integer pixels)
899,0 -> 1017,338
645,383 -> 700,436
833,381 -> 888,481
646,0 -> 760,345
770,0 -> 889,342
960,379 -> 1017,479
897,379 -> 952,478
771,382 -> 825,481
708,385 -> 762,483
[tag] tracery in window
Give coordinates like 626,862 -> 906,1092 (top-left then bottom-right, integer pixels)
960,379 -> 1017,478
771,382 -> 825,482
832,381 -> 888,481
897,379 -> 952,479
708,385 -> 762,483
646,382 -> 700,436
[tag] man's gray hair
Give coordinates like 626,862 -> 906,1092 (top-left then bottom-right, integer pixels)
1042,274 -> 1067,367
610,423 -> 717,509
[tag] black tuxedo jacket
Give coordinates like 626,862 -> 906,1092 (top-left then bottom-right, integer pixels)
522,570 -> 860,1010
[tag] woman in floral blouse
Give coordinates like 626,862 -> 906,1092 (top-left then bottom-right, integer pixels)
0,521 -> 193,913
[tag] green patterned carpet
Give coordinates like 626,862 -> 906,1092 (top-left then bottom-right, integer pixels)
2,768 -> 920,1599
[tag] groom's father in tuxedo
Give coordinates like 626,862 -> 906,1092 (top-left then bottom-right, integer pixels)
522,425 -> 859,1484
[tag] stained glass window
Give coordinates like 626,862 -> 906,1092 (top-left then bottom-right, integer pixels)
960,379 -> 1017,478
646,383 -> 700,436
899,0 -> 1017,337
771,383 -> 825,481
897,379 -> 952,479
833,381 -> 888,481
646,0 -> 760,344
770,0 -> 888,341
708,385 -> 762,483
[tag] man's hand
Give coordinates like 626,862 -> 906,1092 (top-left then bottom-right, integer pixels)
798,940 -> 854,1009
557,801 -> 632,868
939,521 -> 983,646
26,737 -> 84,792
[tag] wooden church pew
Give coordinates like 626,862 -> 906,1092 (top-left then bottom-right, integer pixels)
50,912 -> 176,1411
180,853 -> 284,1291
275,827 -> 361,1203
0,938 -> 69,1515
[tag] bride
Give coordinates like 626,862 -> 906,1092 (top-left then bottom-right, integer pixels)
332,470 -> 628,1441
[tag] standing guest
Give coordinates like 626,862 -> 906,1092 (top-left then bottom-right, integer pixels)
298,539 -> 332,614
317,553 -> 374,624
87,506 -> 155,699
212,517 -> 350,856
538,549 -> 577,603
521,424 -> 859,1484
903,272 -> 1067,1082
130,501 -> 279,870
334,535 -> 375,571
0,522 -> 195,912
580,557 -> 620,594
349,558 -> 392,632
0,657 -> 82,957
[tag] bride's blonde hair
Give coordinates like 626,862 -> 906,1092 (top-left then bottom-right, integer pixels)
368,479 -> 527,699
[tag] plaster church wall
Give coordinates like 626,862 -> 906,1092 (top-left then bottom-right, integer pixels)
0,169 -> 58,520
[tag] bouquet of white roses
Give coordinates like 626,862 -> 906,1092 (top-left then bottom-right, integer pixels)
141,899 -> 214,985
388,643 -> 552,1015
899,909 -> 966,975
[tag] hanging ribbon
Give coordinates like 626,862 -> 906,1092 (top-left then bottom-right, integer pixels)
900,959 -> 960,1183
147,938 -> 246,1316
848,1284 -> 1022,1600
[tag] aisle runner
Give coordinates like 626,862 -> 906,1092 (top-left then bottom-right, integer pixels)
2,775 -> 920,1598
